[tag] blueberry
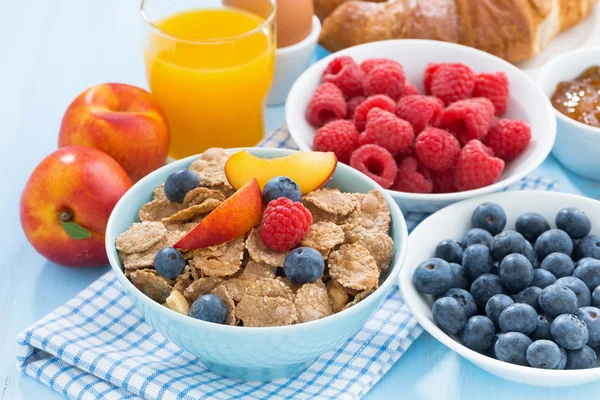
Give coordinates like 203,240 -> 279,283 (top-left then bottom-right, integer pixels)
574,306 -> 600,348
164,169 -> 200,203
531,269 -> 556,289
462,228 -> 494,249
499,253 -> 533,293
540,252 -> 574,278
526,340 -> 561,369
485,294 -> 514,330
494,332 -> 532,366
462,244 -> 493,280
462,315 -> 496,353
491,230 -> 528,262
516,212 -> 551,242
283,247 -> 324,285
556,207 -> 591,240
263,176 -> 302,204
555,346 -> 568,370
535,229 -> 574,261
435,240 -> 464,264
471,273 -> 507,308
566,346 -> 597,369
523,241 -> 539,268
556,277 -> 591,308
153,247 -> 186,279
551,314 -> 589,350
449,263 -> 469,290
472,203 -> 507,235
499,303 -> 538,334
573,258 -> 600,291
190,294 -> 227,323
575,235 -> 600,260
516,286 -> 542,313
413,258 -> 454,295
576,257 -> 597,269
485,334 -> 501,359
490,261 -> 500,275
539,284 -> 578,318
530,313 -> 554,341
442,288 -> 478,319
593,286 -> 600,308
432,297 -> 467,335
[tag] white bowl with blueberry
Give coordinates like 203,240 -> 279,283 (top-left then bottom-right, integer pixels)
399,191 -> 600,386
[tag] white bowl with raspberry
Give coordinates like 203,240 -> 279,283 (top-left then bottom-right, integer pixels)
286,40 -> 556,213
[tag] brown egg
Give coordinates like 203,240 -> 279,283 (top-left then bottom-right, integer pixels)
223,0 -> 314,48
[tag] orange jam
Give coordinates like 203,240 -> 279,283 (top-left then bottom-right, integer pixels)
551,66 -> 600,127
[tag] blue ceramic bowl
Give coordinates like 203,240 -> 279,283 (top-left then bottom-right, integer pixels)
105,147 -> 408,381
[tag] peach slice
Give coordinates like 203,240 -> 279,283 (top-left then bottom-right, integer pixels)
174,179 -> 263,250
225,150 -> 337,194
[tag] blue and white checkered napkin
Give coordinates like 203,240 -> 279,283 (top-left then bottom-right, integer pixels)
16,126 -> 557,400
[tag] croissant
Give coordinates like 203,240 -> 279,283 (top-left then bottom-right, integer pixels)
315,0 -> 597,63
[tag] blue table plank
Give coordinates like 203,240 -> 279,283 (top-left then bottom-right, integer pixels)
1,1 -> 599,399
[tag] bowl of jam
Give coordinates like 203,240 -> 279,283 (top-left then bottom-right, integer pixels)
538,47 -> 600,181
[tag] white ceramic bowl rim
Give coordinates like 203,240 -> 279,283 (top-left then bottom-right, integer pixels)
276,15 -> 321,56
400,190 -> 600,379
286,39 -> 557,202
537,46 -> 600,137
106,147 -> 408,334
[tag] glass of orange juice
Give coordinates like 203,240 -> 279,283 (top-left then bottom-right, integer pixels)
141,0 -> 276,159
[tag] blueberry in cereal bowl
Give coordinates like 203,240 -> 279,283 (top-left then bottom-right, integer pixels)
106,147 -> 408,380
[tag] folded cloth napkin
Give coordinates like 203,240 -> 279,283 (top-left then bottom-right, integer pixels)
16,126 -> 557,400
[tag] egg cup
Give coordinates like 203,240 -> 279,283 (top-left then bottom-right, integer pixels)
267,15 -> 321,106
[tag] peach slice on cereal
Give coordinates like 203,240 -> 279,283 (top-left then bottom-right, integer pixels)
174,179 -> 263,250
224,150 -> 337,195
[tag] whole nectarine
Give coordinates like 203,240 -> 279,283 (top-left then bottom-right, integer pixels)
58,83 -> 169,182
20,146 -> 132,267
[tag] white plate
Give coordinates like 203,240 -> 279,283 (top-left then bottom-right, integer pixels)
286,40 -> 556,214
399,191 -> 600,386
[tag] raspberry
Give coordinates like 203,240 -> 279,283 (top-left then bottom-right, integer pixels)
313,120 -> 359,164
473,72 -> 509,116
395,146 -> 414,165
391,157 -> 433,194
455,140 -> 505,191
423,63 -> 442,95
346,95 -> 366,120
349,144 -> 398,189
430,63 -> 475,105
260,198 -> 312,252
306,83 -> 346,127
415,128 -> 460,171
440,97 -> 495,144
430,168 -> 456,193
353,95 -> 396,132
395,95 -> 444,134
322,56 -> 364,98
363,64 -> 406,100
401,82 -> 421,96
483,119 -> 531,161
360,58 -> 401,74
359,108 -> 414,154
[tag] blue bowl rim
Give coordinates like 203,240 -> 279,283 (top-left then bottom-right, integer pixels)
105,147 -> 409,334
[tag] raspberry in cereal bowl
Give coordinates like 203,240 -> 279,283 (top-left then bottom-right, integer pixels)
106,147 -> 408,380
286,40 -> 556,213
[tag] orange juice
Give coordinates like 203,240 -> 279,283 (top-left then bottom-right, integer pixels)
144,8 -> 275,159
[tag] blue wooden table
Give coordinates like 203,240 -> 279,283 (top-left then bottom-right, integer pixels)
2,1 -> 600,399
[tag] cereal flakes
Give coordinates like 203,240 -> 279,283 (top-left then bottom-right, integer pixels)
211,285 -> 238,326
303,188 -> 357,216
189,237 -> 245,277
130,270 -> 173,303
327,280 -> 350,313
139,200 -> 183,222
344,288 -> 375,310
294,282 -> 333,323
152,184 -> 168,201
218,278 -> 251,303
356,232 -> 394,272
161,199 -> 222,224
240,260 -> 276,281
328,244 -> 379,291
299,221 -> 345,258
189,147 -> 231,187
245,228 -> 288,267
116,221 -> 166,254
236,295 -> 297,327
183,187 -> 226,207
184,276 -> 223,304
245,278 -> 295,301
